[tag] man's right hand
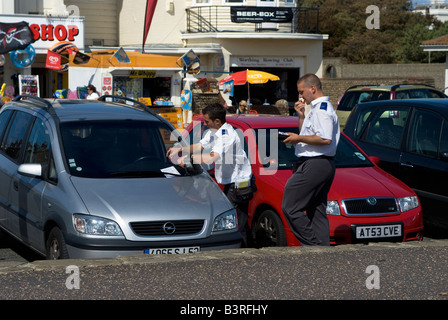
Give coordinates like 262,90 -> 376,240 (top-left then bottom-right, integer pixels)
294,99 -> 306,119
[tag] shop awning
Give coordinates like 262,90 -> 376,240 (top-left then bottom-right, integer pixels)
69,49 -> 182,70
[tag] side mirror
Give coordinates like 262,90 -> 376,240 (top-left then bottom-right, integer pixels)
18,163 -> 43,178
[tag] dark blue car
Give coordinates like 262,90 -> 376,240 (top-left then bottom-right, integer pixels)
344,98 -> 448,230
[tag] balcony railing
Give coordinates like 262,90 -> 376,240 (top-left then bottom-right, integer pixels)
186,6 -> 320,34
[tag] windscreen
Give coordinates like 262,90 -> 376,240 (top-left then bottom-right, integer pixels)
60,120 -> 193,178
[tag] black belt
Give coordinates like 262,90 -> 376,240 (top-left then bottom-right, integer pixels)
298,155 -> 334,162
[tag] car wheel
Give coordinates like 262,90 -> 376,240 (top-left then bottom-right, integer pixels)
46,227 -> 69,260
253,210 -> 287,247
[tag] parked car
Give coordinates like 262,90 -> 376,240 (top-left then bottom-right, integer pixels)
337,84 -> 447,129
0,95 -> 240,260
344,98 -> 448,229
185,114 -> 424,247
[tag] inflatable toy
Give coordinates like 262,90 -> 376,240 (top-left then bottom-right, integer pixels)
9,45 -> 36,68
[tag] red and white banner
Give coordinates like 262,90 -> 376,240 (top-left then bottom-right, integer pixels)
45,50 -> 61,70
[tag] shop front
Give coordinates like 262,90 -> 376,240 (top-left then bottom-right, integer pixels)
68,50 -> 183,105
68,50 -> 186,131
228,55 -> 304,108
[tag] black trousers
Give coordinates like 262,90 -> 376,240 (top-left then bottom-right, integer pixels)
282,157 -> 335,246
224,184 -> 250,247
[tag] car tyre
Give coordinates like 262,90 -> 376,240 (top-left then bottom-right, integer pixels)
46,227 -> 69,260
253,209 -> 287,247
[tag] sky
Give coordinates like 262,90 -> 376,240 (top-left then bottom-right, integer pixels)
414,0 -> 447,5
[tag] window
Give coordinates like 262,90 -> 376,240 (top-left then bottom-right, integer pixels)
0,110 -> 12,140
363,108 -> 408,149
284,0 -> 295,4
440,121 -> 448,157
223,0 -> 245,4
193,0 -> 211,5
408,109 -> 442,158
1,111 -> 33,161
24,118 -> 51,164
60,120 -> 190,178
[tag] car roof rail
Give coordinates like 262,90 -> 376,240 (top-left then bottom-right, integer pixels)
97,95 -> 159,116
346,84 -> 379,91
391,83 -> 435,91
13,95 -> 57,117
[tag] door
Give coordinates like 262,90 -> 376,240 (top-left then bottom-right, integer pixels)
8,116 -> 53,248
0,111 -> 33,233
0,110 -> 13,229
400,108 -> 448,203
358,106 -> 409,176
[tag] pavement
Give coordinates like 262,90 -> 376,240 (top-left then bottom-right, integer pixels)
1,239 -> 448,306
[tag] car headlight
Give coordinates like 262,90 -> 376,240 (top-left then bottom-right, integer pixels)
398,196 -> 419,213
326,200 -> 341,215
212,210 -> 237,232
73,214 -> 123,236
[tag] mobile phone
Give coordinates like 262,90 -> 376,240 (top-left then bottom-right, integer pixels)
278,131 -> 289,141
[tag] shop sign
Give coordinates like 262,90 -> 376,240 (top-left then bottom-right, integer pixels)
30,24 -> 79,42
0,15 -> 84,52
231,56 -> 303,69
101,74 -> 113,95
129,70 -> 156,78
230,7 -> 293,23
45,50 -> 61,70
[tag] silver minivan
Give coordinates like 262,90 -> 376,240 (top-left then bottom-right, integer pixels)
0,96 -> 240,259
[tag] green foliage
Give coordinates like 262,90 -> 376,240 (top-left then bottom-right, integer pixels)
306,0 -> 448,63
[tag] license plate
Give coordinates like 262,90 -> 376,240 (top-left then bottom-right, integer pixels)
144,246 -> 200,255
355,224 -> 402,239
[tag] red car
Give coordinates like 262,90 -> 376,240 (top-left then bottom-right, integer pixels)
184,114 -> 424,246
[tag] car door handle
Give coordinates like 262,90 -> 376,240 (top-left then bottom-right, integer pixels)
400,162 -> 414,168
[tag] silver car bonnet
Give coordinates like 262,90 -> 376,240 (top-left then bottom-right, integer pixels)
69,173 -> 233,241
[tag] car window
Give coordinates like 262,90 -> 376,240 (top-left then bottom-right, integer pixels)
428,89 -> 446,98
407,109 -> 442,158
363,107 -> 408,149
440,121 -> 448,157
0,110 -> 12,140
0,111 -> 33,161
334,135 -> 373,168
24,118 -> 51,164
396,90 -> 410,99
60,120 -> 188,178
255,127 -> 300,170
352,108 -> 373,138
338,90 -> 389,111
409,89 -> 431,99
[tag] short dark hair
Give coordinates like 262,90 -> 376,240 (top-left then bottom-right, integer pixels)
297,73 -> 322,91
87,84 -> 96,92
202,103 -> 226,124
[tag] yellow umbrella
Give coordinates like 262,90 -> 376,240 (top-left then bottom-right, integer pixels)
219,69 -> 280,106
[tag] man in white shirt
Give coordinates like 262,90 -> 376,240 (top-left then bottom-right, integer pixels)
167,103 -> 253,246
281,74 -> 340,246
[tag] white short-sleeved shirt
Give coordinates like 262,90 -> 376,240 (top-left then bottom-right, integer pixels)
295,96 -> 340,158
200,122 -> 252,185
87,92 -> 99,100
